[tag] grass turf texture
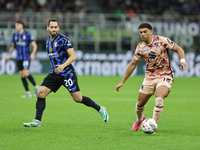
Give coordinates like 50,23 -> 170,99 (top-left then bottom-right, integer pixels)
0,74 -> 199,150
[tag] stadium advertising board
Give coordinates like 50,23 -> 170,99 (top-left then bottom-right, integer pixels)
0,50 -> 200,77
124,22 -> 200,35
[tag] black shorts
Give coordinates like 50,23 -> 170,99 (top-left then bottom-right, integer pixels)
17,60 -> 30,71
41,73 -> 80,93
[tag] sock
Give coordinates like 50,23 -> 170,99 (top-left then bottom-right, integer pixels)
27,74 -> 36,86
81,96 -> 100,112
135,103 -> 145,122
21,77 -> 29,91
153,97 -> 164,123
35,97 -> 46,121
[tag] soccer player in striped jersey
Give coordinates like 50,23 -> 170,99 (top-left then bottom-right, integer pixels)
116,22 -> 187,132
5,21 -> 39,98
23,19 -> 109,127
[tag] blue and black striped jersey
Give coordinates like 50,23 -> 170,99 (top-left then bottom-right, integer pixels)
12,30 -> 34,61
46,33 -> 76,77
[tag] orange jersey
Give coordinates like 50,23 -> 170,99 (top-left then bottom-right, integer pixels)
133,35 -> 175,79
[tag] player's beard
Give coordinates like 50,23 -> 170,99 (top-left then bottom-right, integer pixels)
50,31 -> 58,38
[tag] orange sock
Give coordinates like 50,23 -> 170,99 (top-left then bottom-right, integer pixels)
136,103 -> 145,122
153,97 -> 163,122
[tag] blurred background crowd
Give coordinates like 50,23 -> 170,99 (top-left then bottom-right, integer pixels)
0,0 -> 200,16
0,0 -> 88,13
0,0 -> 199,53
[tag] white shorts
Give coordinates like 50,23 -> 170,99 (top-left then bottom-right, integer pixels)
139,76 -> 173,95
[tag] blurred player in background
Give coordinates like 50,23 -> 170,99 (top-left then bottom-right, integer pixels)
5,21 -> 39,98
116,22 -> 187,132
23,19 -> 109,127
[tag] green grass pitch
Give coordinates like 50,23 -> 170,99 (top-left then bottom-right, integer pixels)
0,74 -> 199,150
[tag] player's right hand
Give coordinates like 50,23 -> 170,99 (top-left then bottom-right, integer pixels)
115,82 -> 124,91
180,62 -> 187,70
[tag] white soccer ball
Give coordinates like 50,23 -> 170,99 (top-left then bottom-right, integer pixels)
141,118 -> 157,134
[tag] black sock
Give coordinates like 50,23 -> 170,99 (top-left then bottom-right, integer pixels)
35,97 -> 46,121
81,96 -> 100,111
27,74 -> 36,86
21,77 -> 29,91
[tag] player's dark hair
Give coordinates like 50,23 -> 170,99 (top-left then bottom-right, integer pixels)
15,21 -> 24,28
48,19 -> 59,26
138,23 -> 152,30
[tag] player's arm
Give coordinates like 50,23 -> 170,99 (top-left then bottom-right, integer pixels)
5,43 -> 15,61
171,44 -> 187,70
115,59 -> 139,91
30,41 -> 37,60
54,48 -> 76,74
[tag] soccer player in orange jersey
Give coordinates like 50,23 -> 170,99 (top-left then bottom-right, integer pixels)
115,22 -> 187,132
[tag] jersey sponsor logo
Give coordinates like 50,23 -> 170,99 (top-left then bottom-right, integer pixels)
148,51 -> 157,59
154,43 -> 159,47
16,41 -> 26,45
48,52 -> 59,58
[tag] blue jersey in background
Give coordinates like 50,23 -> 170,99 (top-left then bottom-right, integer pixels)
12,31 -> 34,61
46,33 -> 76,78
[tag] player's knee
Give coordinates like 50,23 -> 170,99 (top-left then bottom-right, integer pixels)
37,90 -> 46,98
20,74 -> 25,78
136,102 -> 145,111
155,97 -> 164,107
136,102 -> 145,108
73,97 -> 82,103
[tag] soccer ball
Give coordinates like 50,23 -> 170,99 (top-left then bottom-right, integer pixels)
141,118 -> 157,134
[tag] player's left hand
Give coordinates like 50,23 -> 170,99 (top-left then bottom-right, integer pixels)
30,53 -> 35,60
180,62 -> 187,70
115,82 -> 124,91
55,65 -> 64,74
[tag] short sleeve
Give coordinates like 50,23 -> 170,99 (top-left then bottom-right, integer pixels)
63,38 -> 73,50
12,33 -> 15,43
133,45 -> 143,62
27,32 -> 34,43
162,36 -> 175,50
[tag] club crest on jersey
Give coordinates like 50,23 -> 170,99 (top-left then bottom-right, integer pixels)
141,48 -> 149,54
20,38 -> 22,42
54,42 -> 58,47
50,47 -> 53,52
23,35 -> 26,40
